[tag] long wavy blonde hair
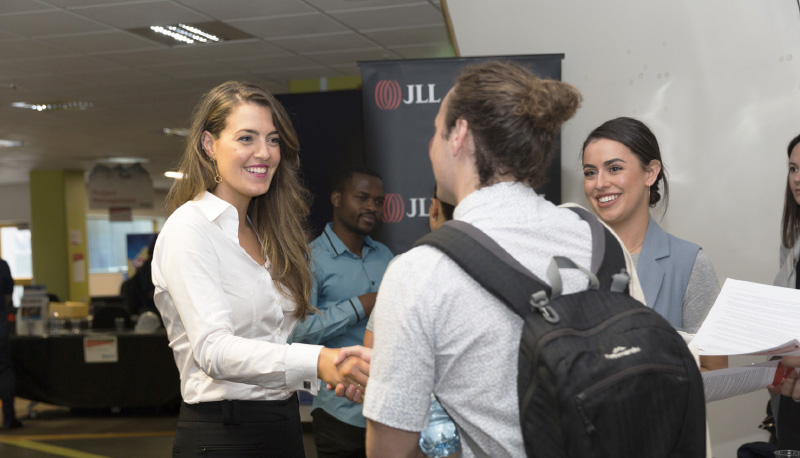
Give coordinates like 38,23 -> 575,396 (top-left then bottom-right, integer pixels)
165,81 -> 314,319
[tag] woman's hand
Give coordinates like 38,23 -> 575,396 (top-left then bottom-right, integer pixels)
769,367 -> 800,401
317,346 -> 372,403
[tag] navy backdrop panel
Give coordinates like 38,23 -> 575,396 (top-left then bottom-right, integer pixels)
276,90 -> 364,238
360,55 -> 564,255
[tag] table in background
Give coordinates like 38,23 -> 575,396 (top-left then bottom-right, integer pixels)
10,330 -> 180,410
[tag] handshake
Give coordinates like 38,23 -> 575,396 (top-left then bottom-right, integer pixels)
318,345 -> 373,404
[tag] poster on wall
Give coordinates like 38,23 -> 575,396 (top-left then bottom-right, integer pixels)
360,55 -> 564,254
87,163 -> 154,210
126,233 -> 157,277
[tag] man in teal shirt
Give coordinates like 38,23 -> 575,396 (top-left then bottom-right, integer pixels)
291,165 -> 393,457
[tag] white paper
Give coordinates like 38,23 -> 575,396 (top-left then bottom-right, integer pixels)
703,360 -> 780,402
690,279 -> 800,356
72,258 -> 85,283
83,336 -> 118,363
70,229 -> 82,246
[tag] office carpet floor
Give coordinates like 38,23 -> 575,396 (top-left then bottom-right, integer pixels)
0,399 -> 318,458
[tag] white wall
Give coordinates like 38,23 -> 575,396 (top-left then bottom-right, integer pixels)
447,1 -> 798,456
0,183 -> 30,223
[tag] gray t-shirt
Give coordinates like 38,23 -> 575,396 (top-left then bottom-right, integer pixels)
629,249 -> 718,334
362,182 -> 594,458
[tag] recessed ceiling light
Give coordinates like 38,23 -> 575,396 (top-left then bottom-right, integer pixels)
165,171 -> 184,179
150,23 -> 221,45
0,139 -> 22,148
12,101 -> 93,111
129,21 -> 253,47
105,157 -> 150,164
162,128 -> 189,137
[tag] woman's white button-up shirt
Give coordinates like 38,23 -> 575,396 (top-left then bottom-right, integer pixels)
152,191 -> 321,404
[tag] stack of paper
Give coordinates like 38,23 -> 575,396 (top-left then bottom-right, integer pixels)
689,279 -> 800,402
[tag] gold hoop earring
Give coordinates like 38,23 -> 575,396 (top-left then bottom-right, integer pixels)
212,158 -> 222,184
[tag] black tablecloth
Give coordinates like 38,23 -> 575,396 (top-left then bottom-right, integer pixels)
10,330 -> 180,409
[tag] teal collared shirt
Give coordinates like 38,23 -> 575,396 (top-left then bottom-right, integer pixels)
290,222 -> 393,427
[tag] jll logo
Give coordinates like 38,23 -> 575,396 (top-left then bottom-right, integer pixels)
382,193 -> 430,223
374,81 -> 441,110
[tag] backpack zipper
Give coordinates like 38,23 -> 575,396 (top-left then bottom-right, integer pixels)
527,307 -> 652,365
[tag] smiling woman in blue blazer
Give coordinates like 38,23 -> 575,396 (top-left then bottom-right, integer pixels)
581,117 -> 727,371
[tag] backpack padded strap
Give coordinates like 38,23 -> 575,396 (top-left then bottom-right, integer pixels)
565,206 -> 606,274
414,221 -> 549,319
566,206 -> 630,294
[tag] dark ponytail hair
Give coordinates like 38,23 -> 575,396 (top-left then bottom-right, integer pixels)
581,117 -> 668,211
781,133 -> 800,248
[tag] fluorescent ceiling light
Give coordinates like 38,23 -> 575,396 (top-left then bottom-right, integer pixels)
150,24 -> 220,44
0,139 -> 22,148
12,101 -> 92,111
165,171 -> 184,179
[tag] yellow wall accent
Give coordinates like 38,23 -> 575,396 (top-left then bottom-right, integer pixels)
30,170 -> 89,302
290,76 -> 362,93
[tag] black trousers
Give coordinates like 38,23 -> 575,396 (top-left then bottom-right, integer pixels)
0,322 -> 16,425
311,408 -> 366,458
173,396 -> 305,458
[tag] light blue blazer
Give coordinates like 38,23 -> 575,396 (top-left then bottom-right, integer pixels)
636,217 -> 700,330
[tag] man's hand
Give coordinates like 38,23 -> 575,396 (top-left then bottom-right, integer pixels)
359,292 -> 378,317
783,356 -> 800,368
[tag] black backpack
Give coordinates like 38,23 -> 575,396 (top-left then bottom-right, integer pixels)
415,207 -> 705,458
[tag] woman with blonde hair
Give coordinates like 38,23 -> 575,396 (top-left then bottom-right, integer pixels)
153,81 -> 364,457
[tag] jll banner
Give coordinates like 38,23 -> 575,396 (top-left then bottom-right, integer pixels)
360,55 -> 564,254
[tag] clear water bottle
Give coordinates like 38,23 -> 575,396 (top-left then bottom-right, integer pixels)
419,393 -> 460,457
48,311 -> 61,335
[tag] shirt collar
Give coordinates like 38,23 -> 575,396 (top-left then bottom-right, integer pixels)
194,191 -> 240,243
454,181 -> 539,222
322,222 -> 376,258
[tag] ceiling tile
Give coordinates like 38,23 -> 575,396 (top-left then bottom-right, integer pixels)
0,62 -> 23,79
171,39 -> 285,60
302,0 -> 428,12
0,29 -> 23,39
73,1 -> 210,28
252,66 -> 339,80
0,73 -> 90,100
331,3 -> 443,31
0,39 -> 70,60
176,0 -> 313,21
303,48 -> 398,66
0,0 -> 449,187
0,0 -> 57,15
43,0 -> 155,7
10,55 -> 126,75
363,24 -> 447,47
389,43 -> 454,59
38,31 -> 161,54
269,32 -> 374,53
64,67 -> 168,86
223,54 -> 318,72
228,13 -> 348,39
95,48 -> 206,66
0,10 -> 112,37
144,62 -> 246,79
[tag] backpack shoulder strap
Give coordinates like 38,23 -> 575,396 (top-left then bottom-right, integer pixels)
414,220 -> 549,319
565,206 -> 630,294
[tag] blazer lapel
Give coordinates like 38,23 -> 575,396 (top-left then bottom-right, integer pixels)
636,216 -> 669,309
